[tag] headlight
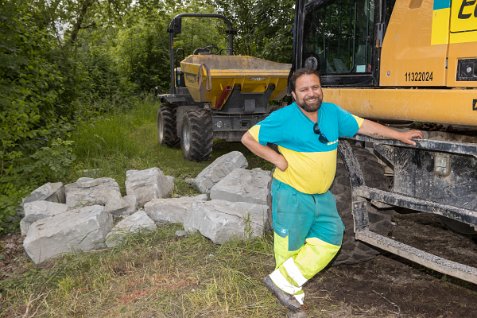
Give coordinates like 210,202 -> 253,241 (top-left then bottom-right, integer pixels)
457,58 -> 477,81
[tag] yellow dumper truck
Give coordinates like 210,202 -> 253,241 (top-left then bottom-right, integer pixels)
293,0 -> 477,283
157,13 -> 290,161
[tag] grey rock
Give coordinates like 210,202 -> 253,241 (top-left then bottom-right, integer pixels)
105,195 -> 138,217
183,199 -> 268,244
105,210 -> 156,248
20,201 -> 68,236
144,194 -> 208,224
19,182 -> 65,216
125,168 -> 174,207
192,151 -> 248,194
23,205 -> 113,264
175,230 -> 188,237
210,168 -> 271,204
65,177 -> 122,209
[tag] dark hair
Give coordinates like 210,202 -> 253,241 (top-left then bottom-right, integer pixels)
289,68 -> 321,92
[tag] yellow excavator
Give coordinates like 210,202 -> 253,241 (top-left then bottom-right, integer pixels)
293,0 -> 477,283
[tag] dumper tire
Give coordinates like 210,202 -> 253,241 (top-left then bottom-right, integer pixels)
331,146 -> 394,265
181,109 -> 213,161
157,105 -> 179,147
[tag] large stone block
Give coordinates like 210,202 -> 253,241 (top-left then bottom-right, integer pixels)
125,168 -> 174,207
65,177 -> 122,210
104,194 -> 138,217
144,194 -> 208,224
105,210 -> 157,248
19,182 -> 65,216
20,201 -> 68,236
210,168 -> 271,205
183,199 -> 268,244
23,205 -> 113,264
192,151 -> 248,194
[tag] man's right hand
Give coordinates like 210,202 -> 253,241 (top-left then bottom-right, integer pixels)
241,132 -> 288,172
274,154 -> 288,171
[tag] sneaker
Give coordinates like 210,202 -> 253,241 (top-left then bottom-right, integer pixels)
263,276 -> 302,312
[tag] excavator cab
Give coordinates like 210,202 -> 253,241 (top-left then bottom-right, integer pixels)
296,0 -> 380,87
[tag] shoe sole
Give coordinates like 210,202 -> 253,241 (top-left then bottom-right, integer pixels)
263,276 -> 302,312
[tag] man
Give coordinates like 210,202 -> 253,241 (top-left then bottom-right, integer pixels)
241,68 -> 423,312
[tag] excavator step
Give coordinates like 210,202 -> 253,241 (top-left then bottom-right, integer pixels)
355,229 -> 477,284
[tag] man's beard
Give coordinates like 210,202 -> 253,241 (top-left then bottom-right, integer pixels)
297,96 -> 322,112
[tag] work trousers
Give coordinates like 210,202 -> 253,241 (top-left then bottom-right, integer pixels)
269,178 -> 344,300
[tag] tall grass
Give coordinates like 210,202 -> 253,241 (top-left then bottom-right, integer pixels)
68,99 -> 272,195
1,226 -> 295,318
1,99 -> 309,317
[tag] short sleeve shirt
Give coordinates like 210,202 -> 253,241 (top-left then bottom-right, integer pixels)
248,102 -> 363,194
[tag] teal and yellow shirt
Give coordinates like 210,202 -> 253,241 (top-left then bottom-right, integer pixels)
248,102 -> 363,194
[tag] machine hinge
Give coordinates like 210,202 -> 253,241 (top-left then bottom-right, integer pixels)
375,23 -> 384,48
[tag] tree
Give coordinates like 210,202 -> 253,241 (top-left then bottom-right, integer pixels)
0,0 -> 69,233
213,0 -> 295,62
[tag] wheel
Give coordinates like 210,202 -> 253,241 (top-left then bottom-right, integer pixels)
157,105 -> 179,147
330,146 -> 394,265
180,109 -> 213,161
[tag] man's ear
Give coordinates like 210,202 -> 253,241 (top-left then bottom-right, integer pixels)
291,91 -> 296,101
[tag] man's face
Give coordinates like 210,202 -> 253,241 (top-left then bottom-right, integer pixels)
291,74 -> 323,112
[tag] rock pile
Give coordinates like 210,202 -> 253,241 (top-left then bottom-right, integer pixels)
20,151 -> 272,264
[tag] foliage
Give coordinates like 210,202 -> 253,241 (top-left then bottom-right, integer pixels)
213,0 -> 295,62
0,0 -> 296,235
0,0 -> 68,233
114,19 -> 170,93
68,99 -> 270,195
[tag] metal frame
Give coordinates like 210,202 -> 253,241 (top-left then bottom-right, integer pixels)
167,13 -> 237,94
339,138 -> 477,284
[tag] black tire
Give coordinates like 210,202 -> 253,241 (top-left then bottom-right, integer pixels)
157,105 -> 179,147
181,109 -> 213,161
330,146 -> 394,265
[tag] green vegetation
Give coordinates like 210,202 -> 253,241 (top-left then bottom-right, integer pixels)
68,98 -> 272,195
0,0 -> 293,235
0,96 -> 279,317
1,226 -> 290,318
0,1 -> 295,317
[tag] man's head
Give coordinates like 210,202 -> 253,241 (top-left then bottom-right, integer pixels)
290,68 -> 323,113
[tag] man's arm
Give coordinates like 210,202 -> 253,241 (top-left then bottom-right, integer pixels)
241,132 -> 288,171
358,119 -> 423,146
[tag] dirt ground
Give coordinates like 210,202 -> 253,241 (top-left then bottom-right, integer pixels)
1,212 -> 476,318
305,212 -> 477,318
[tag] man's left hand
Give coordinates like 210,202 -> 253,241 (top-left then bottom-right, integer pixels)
398,130 -> 423,146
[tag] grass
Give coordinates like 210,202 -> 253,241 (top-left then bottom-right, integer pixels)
1,227 -> 287,318
68,99 -> 273,195
1,99 -> 290,318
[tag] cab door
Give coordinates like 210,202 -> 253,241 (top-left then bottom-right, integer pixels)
379,0 -> 449,87
299,0 -> 379,87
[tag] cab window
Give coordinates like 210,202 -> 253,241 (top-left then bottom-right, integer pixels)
303,0 -> 376,75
